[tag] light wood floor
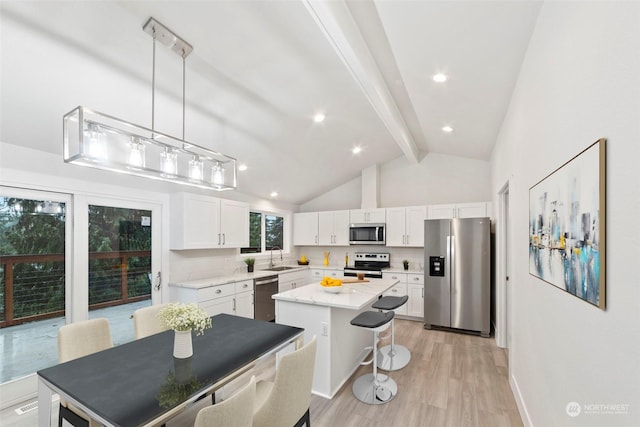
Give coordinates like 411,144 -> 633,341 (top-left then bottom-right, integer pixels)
2,320 -> 522,427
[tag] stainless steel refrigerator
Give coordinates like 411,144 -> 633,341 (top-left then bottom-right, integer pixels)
424,218 -> 490,337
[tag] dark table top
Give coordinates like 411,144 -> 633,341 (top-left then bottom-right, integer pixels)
38,314 -> 303,427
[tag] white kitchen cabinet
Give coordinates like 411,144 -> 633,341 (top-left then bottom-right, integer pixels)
310,268 -> 342,279
318,210 -> 350,246
381,283 -> 408,315
171,193 -> 220,249
201,295 -> 235,316
349,208 -> 385,223
293,212 -> 318,246
170,193 -> 249,249
278,269 -> 310,293
385,206 -> 427,247
235,279 -> 254,319
170,279 -> 255,318
219,199 -> 250,248
407,273 -> 424,318
427,202 -> 491,220
381,272 -> 408,315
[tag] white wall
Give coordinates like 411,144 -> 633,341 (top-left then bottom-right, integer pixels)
380,153 -> 491,206
491,2 -> 640,426
301,152 -> 492,211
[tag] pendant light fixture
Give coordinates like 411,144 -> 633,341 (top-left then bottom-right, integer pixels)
63,18 -> 237,191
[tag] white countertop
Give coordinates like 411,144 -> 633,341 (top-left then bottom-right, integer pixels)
169,265 -> 423,290
273,277 -> 399,310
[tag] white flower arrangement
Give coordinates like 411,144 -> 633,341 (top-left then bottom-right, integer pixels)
159,303 -> 212,336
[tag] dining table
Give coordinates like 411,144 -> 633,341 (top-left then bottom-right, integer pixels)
37,314 -> 304,427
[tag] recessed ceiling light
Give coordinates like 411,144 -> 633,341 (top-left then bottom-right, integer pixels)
238,164 -> 248,171
313,113 -> 325,123
352,146 -> 362,155
270,191 -> 278,198
442,126 -> 453,133
433,73 -> 448,83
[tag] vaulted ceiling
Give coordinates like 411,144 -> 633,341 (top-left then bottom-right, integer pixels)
0,1 -> 542,205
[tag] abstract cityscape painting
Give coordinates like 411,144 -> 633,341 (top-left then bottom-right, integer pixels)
529,139 -> 606,309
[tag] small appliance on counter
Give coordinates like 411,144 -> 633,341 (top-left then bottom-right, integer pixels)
344,252 -> 390,279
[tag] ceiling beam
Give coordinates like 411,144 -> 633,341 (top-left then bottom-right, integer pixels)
302,0 -> 419,163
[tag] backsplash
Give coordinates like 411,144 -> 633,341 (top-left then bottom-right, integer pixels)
294,246 -> 425,271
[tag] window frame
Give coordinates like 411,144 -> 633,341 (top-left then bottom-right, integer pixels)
240,208 -> 290,258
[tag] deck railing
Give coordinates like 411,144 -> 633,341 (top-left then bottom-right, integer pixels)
0,251 -> 151,328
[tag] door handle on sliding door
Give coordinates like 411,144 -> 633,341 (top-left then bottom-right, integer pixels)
154,272 -> 162,291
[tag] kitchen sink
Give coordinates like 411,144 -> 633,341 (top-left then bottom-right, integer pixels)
263,266 -> 298,271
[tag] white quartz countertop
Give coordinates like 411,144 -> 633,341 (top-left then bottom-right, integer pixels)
272,277 -> 399,310
170,270 -> 279,289
168,265 -> 310,289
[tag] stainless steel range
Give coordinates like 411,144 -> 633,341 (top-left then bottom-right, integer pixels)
344,252 -> 390,279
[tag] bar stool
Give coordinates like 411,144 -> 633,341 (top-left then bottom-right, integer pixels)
350,310 -> 398,405
372,295 -> 411,371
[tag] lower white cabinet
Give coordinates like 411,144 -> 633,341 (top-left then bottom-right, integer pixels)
381,282 -> 408,316
407,273 -> 424,318
382,272 -> 424,319
234,280 -> 254,319
278,269 -> 310,293
381,272 -> 408,316
310,268 -> 342,279
170,279 -> 254,319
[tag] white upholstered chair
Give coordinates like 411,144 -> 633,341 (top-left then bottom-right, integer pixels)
194,376 -> 256,427
253,336 -> 317,427
57,318 -> 113,427
132,303 -> 168,339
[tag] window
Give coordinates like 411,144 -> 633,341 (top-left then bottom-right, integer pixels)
241,211 -> 284,254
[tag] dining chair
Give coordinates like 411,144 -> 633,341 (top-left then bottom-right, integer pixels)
194,375 -> 256,427
253,336 -> 317,427
57,318 -> 113,427
132,303 -> 168,339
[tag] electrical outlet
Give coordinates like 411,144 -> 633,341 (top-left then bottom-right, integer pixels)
321,322 -> 328,336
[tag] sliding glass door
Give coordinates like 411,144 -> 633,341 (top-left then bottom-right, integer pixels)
0,187 -> 71,402
87,204 -> 156,345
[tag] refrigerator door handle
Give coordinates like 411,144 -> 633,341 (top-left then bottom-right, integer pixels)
450,235 -> 455,294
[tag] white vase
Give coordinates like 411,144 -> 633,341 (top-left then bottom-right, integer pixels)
173,329 -> 193,359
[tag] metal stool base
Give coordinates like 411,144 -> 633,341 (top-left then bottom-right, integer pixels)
377,344 -> 411,371
352,373 -> 398,405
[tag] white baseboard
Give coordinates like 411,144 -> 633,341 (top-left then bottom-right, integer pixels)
510,374 -> 533,427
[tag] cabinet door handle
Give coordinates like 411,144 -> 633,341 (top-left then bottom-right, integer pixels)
406,235 -> 409,245
392,288 -> 397,293
243,283 -> 248,288
222,233 -> 226,245
233,298 -> 236,311
217,233 -> 221,245
215,289 -> 222,294
422,288 -> 424,298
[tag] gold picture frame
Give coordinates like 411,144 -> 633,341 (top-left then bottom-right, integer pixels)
529,138 -> 606,309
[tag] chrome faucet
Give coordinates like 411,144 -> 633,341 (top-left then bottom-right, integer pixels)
269,246 -> 282,268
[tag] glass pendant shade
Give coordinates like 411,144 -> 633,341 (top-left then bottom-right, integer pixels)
63,107 -> 237,191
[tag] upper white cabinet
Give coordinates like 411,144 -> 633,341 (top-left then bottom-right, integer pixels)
170,193 -> 249,249
219,199 -> 250,248
386,206 -> 427,247
427,202 -> 491,220
318,210 -> 350,246
349,208 -> 385,223
293,212 -> 319,246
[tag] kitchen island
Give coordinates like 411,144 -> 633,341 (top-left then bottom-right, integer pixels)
273,277 -> 399,398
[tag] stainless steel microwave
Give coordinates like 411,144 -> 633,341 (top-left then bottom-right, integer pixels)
349,223 -> 385,245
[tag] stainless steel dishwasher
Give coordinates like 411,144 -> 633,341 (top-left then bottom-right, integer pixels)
254,274 -> 278,322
